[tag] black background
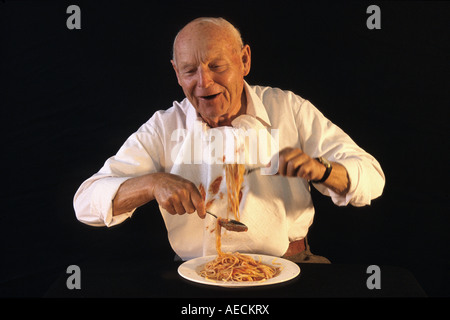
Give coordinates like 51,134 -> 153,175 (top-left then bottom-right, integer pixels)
1,0 -> 449,297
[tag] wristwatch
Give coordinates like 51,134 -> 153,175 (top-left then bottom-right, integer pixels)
312,157 -> 332,183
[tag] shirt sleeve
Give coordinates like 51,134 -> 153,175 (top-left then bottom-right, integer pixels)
295,99 -> 385,207
73,122 -> 163,227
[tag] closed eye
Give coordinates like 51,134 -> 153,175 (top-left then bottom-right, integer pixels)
210,64 -> 227,72
183,68 -> 196,74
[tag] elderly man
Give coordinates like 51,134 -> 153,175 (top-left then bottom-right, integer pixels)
74,17 -> 385,263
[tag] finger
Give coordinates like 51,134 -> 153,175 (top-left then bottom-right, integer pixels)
183,183 -> 205,218
181,194 -> 196,214
280,149 -> 305,176
296,164 -> 309,180
191,188 -> 206,219
172,199 -> 186,215
286,153 -> 308,177
164,203 -> 177,215
286,156 -> 301,176
297,159 -> 315,180
278,148 -> 296,176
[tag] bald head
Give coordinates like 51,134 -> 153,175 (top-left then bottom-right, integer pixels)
172,17 -> 244,66
170,17 -> 251,128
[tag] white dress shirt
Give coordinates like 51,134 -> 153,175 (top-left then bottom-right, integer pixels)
73,82 -> 385,260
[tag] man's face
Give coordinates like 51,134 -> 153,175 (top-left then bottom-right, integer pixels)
172,24 -> 251,127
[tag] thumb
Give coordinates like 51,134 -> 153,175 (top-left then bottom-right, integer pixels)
191,189 -> 206,219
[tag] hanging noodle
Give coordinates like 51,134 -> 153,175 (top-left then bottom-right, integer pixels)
199,164 -> 282,282
225,163 -> 245,221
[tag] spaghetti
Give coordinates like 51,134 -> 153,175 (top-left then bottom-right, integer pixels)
199,164 -> 282,282
225,164 -> 245,221
199,219 -> 281,282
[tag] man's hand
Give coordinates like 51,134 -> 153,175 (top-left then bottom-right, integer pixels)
112,172 -> 206,218
278,147 -> 325,181
277,147 -> 350,195
152,173 -> 206,218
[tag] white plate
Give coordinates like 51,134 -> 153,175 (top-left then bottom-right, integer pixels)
177,254 -> 300,288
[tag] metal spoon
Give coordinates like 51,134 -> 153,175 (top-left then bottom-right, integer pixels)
206,211 -> 248,232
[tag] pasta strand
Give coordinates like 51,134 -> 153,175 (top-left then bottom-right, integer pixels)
200,164 -> 282,282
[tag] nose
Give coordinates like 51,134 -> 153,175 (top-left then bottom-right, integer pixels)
197,66 -> 214,89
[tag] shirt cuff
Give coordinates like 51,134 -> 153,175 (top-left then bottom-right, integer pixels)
329,157 -> 367,207
91,176 -> 136,227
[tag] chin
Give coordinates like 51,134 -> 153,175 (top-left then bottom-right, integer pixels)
199,104 -> 225,117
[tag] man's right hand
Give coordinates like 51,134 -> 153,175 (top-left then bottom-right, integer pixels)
112,172 -> 206,218
151,173 -> 206,218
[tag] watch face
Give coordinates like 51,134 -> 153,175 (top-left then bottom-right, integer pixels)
324,159 -> 331,168
319,157 -> 331,168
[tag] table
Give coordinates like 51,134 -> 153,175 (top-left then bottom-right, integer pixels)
45,256 -> 426,299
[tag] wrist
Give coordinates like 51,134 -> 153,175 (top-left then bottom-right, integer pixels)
312,157 -> 332,183
146,172 -> 164,199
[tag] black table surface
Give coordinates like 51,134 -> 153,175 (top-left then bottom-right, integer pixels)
44,255 -> 426,299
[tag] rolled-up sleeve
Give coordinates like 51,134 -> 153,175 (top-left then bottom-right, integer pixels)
73,122 -> 163,227
325,156 -> 385,206
74,175 -> 134,226
296,99 -> 385,206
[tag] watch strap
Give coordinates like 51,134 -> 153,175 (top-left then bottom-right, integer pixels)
312,157 -> 332,183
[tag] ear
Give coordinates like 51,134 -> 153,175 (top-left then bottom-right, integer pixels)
171,60 -> 182,86
241,45 -> 251,77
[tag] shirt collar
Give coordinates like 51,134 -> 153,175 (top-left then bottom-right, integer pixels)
185,80 -> 272,130
243,81 -> 272,127
186,100 -> 203,132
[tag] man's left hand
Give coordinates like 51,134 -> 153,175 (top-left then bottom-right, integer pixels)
277,147 -> 325,181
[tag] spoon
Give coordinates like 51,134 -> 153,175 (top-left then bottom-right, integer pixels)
206,211 -> 248,232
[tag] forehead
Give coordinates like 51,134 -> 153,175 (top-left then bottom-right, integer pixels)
177,40 -> 232,64
174,24 -> 239,65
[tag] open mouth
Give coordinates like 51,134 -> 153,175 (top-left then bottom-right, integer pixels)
200,93 -> 221,100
